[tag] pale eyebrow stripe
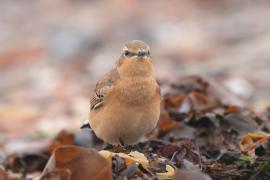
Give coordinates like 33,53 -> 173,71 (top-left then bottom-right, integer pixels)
122,46 -> 150,56
122,46 -> 128,51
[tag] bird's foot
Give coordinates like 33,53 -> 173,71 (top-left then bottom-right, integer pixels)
125,144 -> 142,152
111,144 -> 129,153
102,138 -> 142,153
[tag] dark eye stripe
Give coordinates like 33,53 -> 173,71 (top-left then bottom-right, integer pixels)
123,50 -> 136,57
123,50 -> 150,57
124,50 -> 130,56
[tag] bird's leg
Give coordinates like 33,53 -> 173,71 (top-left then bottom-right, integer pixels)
103,143 -> 114,150
119,138 -> 125,146
118,138 -> 142,152
109,138 -> 129,153
125,144 -> 142,152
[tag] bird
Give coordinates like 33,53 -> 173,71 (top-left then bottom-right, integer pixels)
89,40 -> 161,146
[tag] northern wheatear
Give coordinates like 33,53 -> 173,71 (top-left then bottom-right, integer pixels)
89,40 -> 161,145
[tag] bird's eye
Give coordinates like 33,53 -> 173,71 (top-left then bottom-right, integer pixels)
124,50 -> 130,57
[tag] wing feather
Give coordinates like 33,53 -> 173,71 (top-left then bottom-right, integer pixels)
90,68 -> 120,110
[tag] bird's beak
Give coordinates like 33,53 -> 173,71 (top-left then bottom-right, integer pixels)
138,51 -> 146,57
137,51 -> 147,61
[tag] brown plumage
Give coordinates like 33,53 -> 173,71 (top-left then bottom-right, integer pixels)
89,40 -> 161,145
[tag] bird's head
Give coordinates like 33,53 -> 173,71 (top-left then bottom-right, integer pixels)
117,40 -> 154,77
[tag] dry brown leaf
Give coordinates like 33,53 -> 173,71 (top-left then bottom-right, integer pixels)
164,96 -> 183,108
239,132 -> 270,155
48,130 -> 75,154
41,145 -> 112,180
159,138 -> 200,168
188,91 -> 214,112
225,105 -> 240,114
158,112 -> 181,135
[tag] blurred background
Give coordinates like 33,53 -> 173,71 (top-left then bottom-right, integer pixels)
1,0 -> 270,146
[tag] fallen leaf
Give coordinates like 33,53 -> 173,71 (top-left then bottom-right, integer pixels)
164,95 -> 183,108
157,112 -> 181,137
48,130 -> 75,154
41,145 -> 112,180
156,165 -> 175,180
187,91 -> 215,112
159,138 -> 200,168
99,150 -> 149,168
221,112 -> 258,134
239,132 -> 270,155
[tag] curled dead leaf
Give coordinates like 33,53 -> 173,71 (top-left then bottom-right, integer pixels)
157,112 -> 181,136
239,132 -> 270,155
156,165 -> 175,180
165,95 -> 183,108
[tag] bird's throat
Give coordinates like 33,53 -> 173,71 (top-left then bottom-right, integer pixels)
114,77 -> 157,105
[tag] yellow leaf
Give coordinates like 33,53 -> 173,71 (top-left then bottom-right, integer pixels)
157,165 -> 175,180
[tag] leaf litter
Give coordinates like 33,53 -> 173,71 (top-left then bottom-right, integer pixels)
1,76 -> 270,180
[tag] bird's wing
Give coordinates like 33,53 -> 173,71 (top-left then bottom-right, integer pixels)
90,68 -> 120,110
